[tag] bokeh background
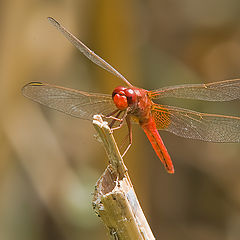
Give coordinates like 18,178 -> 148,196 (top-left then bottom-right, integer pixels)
1,0 -> 240,239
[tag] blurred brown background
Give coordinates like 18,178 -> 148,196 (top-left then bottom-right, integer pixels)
1,0 -> 240,239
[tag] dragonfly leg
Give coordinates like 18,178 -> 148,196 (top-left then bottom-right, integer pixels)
111,110 -> 128,131
101,109 -> 124,129
107,110 -> 123,128
104,109 -> 120,118
121,115 -> 132,157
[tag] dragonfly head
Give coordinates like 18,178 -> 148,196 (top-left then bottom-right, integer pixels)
112,86 -> 137,110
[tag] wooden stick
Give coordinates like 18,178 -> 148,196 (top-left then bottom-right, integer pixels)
92,115 -> 155,240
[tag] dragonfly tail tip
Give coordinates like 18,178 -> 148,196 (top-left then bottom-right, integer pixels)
167,167 -> 175,174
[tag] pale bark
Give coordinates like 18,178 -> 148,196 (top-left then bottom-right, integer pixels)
92,115 -> 155,240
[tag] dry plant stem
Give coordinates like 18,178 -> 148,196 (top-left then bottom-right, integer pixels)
92,115 -> 155,240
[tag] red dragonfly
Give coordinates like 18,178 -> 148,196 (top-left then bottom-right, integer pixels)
22,17 -> 240,174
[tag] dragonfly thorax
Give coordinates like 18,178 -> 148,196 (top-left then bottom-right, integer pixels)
112,86 -> 137,110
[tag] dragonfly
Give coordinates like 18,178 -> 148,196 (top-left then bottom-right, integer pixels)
22,17 -> 240,174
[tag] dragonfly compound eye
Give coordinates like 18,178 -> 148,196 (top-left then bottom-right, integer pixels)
112,86 -> 127,98
124,88 -> 137,105
112,86 -> 128,110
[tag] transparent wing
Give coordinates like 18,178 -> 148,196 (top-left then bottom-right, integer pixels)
48,17 -> 132,87
150,79 -> 240,101
152,104 -> 240,143
22,82 -> 117,120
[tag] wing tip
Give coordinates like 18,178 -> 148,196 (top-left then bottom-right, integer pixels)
22,82 -> 44,95
23,82 -> 43,87
47,17 -> 60,27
